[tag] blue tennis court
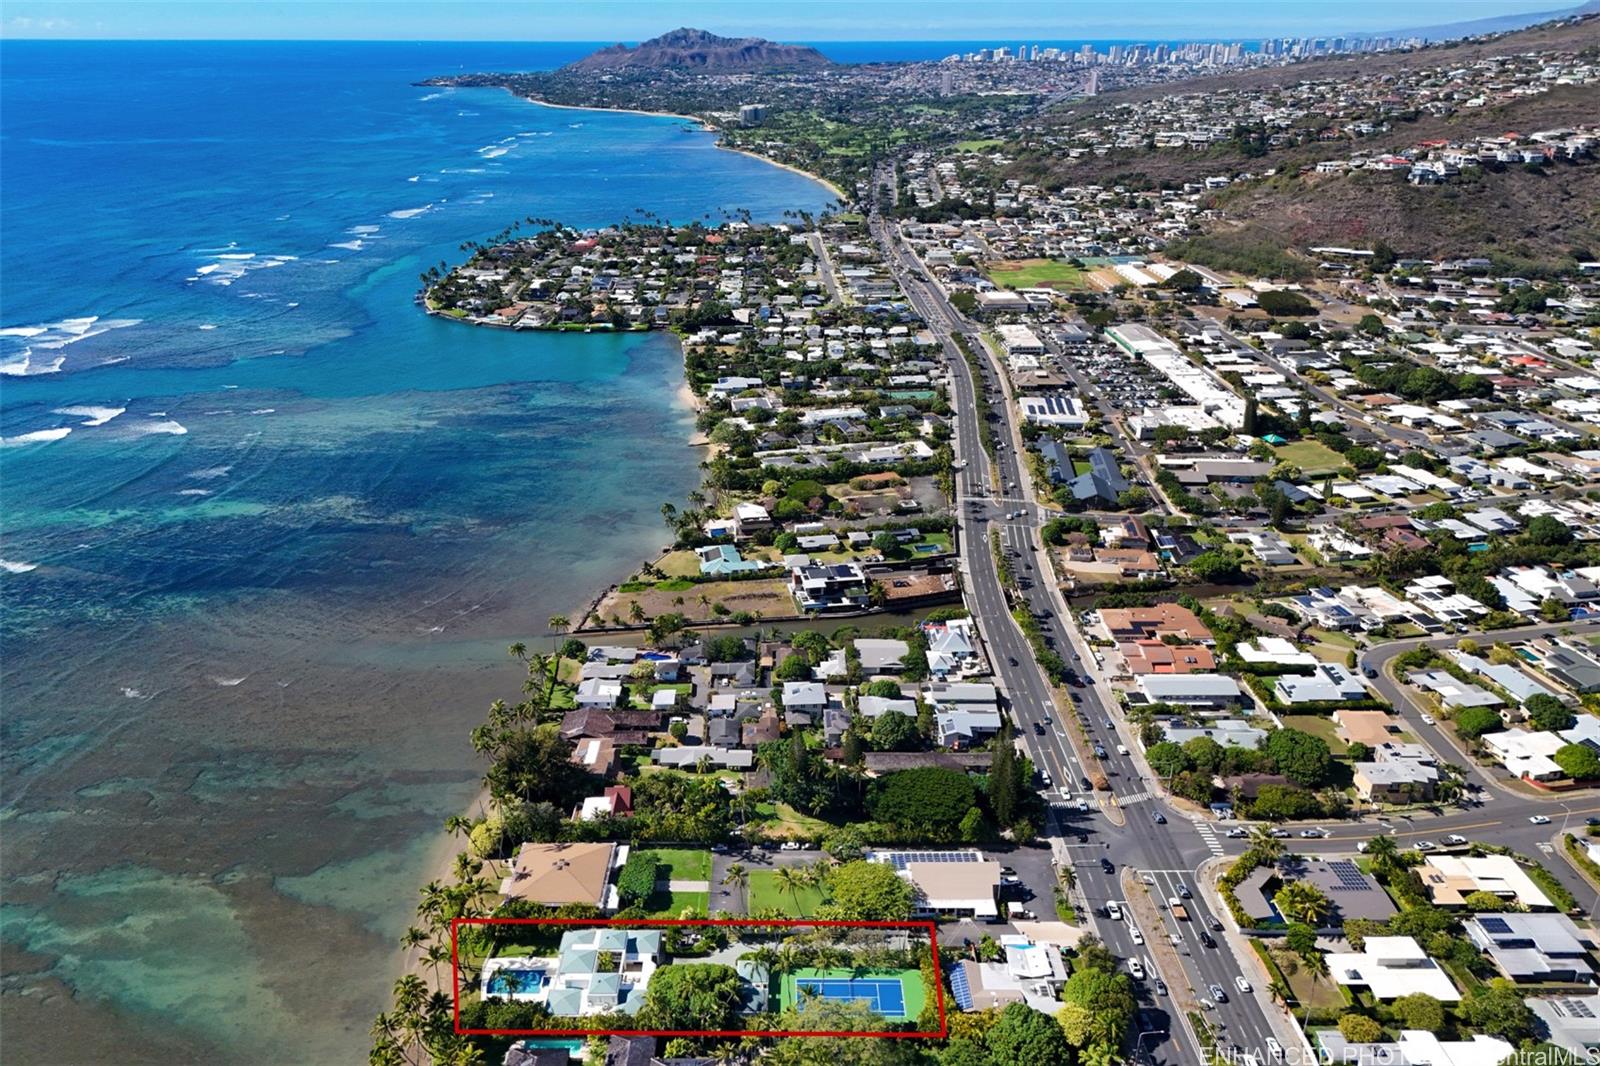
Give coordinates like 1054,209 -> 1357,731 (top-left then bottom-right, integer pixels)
794,976 -> 907,1017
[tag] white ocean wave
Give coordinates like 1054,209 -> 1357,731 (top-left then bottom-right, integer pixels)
192,252 -> 297,287
286,302 -> 300,309
387,204 -> 433,219
177,488 -> 212,496
53,405 -> 126,427
187,464 -> 232,479
130,419 -> 187,436
248,408 -> 276,415
329,239 -> 364,251
407,175 -> 420,182
477,145 -> 510,159
1,427 -> 72,447
210,675 -> 248,686
419,91 -> 444,101
0,559 -> 39,574
1,315 -> 142,354
0,351 -> 66,376
121,686 -> 152,700
348,225 -> 381,234
198,323 -> 218,330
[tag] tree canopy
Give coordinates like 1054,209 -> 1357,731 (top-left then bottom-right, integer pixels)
868,767 -> 977,837
639,962 -> 745,1032
822,859 -> 914,920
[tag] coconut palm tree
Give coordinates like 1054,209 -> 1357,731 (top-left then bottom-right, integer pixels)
774,866 -> 805,912
722,863 -> 749,912
548,614 -> 570,633
1247,824 -> 1286,864
1273,881 -> 1332,927
1366,834 -> 1398,867
443,814 -> 472,841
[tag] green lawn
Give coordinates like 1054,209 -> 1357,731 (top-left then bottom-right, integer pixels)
751,801 -> 834,839
779,968 -> 926,1021
985,258 -> 1087,291
643,888 -> 709,917
641,847 -> 711,882
748,870 -> 829,916
955,138 -> 1004,151
1281,715 -> 1349,755
1272,439 -> 1347,473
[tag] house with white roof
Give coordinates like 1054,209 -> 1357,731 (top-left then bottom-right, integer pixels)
1482,727 -> 1565,781
1327,936 -> 1459,1001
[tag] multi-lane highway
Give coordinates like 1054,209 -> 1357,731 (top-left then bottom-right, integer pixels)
867,198 -> 1295,1064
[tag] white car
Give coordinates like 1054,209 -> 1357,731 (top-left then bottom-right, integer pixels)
1415,840 -> 1437,852
1130,927 -> 1144,945
1106,901 -> 1123,921
1421,714 -> 1436,725
1445,834 -> 1468,846
1128,959 -> 1145,980
1235,976 -> 1252,994
1530,815 -> 1552,825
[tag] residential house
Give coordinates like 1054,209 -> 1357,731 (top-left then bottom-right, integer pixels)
500,842 -> 619,908
1415,854 -> 1556,910
1274,663 -> 1369,705
1326,936 -> 1460,1001
1464,912 -> 1593,983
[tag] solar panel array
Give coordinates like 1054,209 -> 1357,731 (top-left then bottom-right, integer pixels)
1479,916 -> 1514,934
1326,860 -> 1372,892
948,966 -> 974,1011
883,850 -> 982,871
1559,997 -> 1597,1018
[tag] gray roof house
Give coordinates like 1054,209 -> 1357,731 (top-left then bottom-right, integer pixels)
1069,447 -> 1129,506
1464,912 -> 1593,983
1274,663 -> 1369,704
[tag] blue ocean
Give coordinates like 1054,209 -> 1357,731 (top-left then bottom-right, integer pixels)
0,40 -> 832,1063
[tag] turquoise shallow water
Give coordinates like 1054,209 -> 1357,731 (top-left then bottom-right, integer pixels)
0,41 -> 832,1063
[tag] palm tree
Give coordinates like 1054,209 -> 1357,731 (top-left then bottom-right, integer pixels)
774,941 -> 806,978
443,814 -> 472,841
723,863 -> 749,912
1367,834 -> 1398,867
452,851 -> 480,885
400,925 -> 429,956
508,642 -> 527,662
773,867 -> 806,912
1274,881 -> 1332,927
1247,824 -> 1286,865
629,601 -> 646,624
548,614 -> 570,633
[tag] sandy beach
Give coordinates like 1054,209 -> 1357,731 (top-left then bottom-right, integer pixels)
511,93 -> 848,201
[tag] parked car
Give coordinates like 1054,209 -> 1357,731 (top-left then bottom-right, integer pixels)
1416,841 -> 1438,851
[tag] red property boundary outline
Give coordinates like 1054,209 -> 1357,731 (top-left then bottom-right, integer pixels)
451,916 -> 948,1039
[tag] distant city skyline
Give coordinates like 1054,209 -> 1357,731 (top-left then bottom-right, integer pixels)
0,0 -> 1580,42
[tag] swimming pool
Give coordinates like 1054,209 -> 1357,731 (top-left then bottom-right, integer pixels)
487,968 -> 545,996
912,543 -> 939,554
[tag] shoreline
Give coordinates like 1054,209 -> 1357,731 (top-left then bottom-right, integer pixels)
387,81 -> 840,1023
502,88 -> 849,202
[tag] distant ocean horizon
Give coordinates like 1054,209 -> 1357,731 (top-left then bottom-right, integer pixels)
0,39 -> 833,1064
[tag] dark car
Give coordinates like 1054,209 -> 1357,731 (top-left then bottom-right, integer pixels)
1199,932 -> 1216,949
1208,916 -> 1224,932
1033,721 -> 1046,736
1152,811 -> 1167,825
1363,667 -> 1378,678
1100,858 -> 1115,874
1080,776 -> 1093,791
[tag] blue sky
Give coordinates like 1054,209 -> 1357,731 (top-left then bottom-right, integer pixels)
0,0 -> 1576,41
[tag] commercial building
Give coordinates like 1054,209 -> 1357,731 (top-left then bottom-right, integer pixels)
867,849 -> 1002,920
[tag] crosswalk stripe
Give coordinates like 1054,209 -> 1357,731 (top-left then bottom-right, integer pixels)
1195,823 -> 1224,856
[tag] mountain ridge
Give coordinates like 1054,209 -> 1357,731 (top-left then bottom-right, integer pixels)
562,27 -> 833,73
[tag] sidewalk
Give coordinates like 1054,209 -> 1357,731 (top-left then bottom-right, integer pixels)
1196,855 -> 1315,1064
